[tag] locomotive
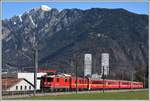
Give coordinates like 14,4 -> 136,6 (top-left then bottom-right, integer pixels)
40,73 -> 143,92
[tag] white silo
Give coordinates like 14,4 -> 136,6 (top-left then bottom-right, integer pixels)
84,54 -> 92,76
101,53 -> 109,75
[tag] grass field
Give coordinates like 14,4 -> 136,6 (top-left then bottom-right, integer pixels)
15,90 -> 149,100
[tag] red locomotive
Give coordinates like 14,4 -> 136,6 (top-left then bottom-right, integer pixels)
40,73 -> 143,91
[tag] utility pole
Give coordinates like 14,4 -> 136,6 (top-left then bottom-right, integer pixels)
34,49 -> 38,95
5,69 -> 8,91
121,70 -> 124,80
102,66 -> 104,93
75,55 -> 78,94
33,28 -> 38,96
131,71 -> 134,90
144,73 -> 145,88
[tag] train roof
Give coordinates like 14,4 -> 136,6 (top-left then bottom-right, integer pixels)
43,74 -> 143,83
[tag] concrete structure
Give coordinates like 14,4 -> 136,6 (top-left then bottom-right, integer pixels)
17,72 -> 46,90
84,54 -> 92,76
2,78 -> 34,91
101,53 -> 109,75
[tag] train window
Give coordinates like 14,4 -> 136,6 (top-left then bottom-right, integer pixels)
122,82 -> 129,85
65,79 -> 67,82
108,82 -> 116,85
92,81 -> 96,84
108,82 -> 112,85
100,81 -> 104,84
133,83 -> 137,85
57,78 -> 59,82
92,81 -> 104,84
80,80 -> 82,84
47,78 -> 53,82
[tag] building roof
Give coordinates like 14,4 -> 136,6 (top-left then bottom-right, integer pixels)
2,78 -> 34,90
2,78 -> 23,90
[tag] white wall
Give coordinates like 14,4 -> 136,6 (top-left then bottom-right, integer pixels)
7,80 -> 34,91
84,54 -> 92,76
17,73 -> 46,90
101,53 -> 109,75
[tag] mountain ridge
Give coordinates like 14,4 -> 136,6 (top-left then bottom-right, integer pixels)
2,7 -> 148,81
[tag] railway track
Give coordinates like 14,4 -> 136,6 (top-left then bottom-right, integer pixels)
2,89 -> 148,100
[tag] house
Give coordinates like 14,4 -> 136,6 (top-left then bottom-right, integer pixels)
2,78 -> 34,91
17,72 -> 47,90
2,69 -> 55,91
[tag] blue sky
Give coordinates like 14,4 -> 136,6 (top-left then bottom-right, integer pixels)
2,2 -> 149,19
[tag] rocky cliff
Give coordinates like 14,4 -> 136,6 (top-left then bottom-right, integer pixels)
2,6 -> 148,80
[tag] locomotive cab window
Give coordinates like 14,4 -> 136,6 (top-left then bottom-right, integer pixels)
65,79 -> 68,82
47,72 -> 55,75
47,78 -> 53,82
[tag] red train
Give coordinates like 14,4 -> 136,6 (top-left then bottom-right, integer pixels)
40,74 -> 143,91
